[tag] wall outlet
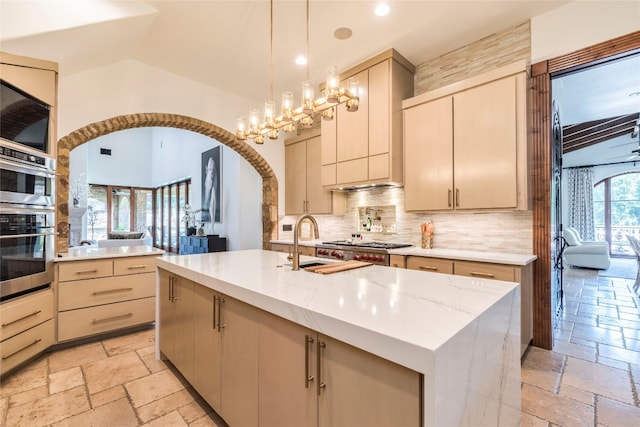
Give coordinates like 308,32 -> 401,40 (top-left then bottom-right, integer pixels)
283,224 -> 292,231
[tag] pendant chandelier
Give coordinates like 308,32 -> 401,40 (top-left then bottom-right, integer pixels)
236,0 -> 359,144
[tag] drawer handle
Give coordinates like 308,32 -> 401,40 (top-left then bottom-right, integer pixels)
418,266 -> 438,271
127,265 -> 148,270
92,288 -> 133,296
75,269 -> 99,275
2,338 -> 42,360
92,313 -> 133,324
469,271 -> 495,278
1,310 -> 42,327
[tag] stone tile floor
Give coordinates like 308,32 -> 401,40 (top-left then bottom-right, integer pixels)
1,264 -> 639,426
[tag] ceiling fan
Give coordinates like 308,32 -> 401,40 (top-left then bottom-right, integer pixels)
608,118 -> 640,161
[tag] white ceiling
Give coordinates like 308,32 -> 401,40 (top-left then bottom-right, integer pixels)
1,0 -> 568,105
2,0 -> 637,166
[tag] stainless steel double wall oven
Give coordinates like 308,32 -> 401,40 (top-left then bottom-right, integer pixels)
0,144 -> 56,301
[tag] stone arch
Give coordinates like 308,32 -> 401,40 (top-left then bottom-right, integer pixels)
56,112 -> 277,253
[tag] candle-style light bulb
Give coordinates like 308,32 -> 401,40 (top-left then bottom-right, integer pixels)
326,65 -> 340,103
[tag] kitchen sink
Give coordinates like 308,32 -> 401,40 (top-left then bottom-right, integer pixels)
282,260 -> 330,268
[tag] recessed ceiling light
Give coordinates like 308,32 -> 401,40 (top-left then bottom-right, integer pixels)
375,2 -> 390,16
295,55 -> 307,66
334,27 -> 352,40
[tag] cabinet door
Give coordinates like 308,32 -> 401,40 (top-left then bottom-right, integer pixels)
270,243 -> 291,254
285,141 -> 307,215
259,312 -> 317,427
336,69 -> 369,163
306,136 -> 333,214
173,276 -> 194,383
193,285 -> 222,411
404,96 -> 453,211
369,60 -> 389,157
220,296 -> 259,426
158,269 -> 175,361
318,335 -> 421,427
453,76 -> 517,209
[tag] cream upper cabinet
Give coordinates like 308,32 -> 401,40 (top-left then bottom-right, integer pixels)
404,96 -> 453,211
322,49 -> 414,188
403,61 -> 529,212
285,130 -> 344,215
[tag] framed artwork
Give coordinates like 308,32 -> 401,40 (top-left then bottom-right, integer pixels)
201,146 -> 221,223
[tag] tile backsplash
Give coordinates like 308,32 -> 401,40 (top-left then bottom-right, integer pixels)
279,186 -> 533,254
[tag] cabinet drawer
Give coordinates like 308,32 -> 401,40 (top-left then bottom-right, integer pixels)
298,246 -> 316,257
113,256 -> 157,276
1,288 -> 54,340
59,273 -> 156,311
406,256 -> 453,274
336,158 -> 368,184
59,259 -> 113,282
1,319 -> 54,375
270,243 -> 291,253
454,261 -> 515,282
58,297 -> 155,342
389,255 -> 406,268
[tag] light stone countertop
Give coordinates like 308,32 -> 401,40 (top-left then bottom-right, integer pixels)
55,245 -> 165,262
271,239 -> 536,266
156,249 -> 521,426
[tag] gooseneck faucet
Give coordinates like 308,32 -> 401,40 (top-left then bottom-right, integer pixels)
292,214 -> 320,271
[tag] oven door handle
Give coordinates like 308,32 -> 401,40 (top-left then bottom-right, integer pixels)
0,232 -> 57,240
0,205 -> 55,214
0,158 -> 56,178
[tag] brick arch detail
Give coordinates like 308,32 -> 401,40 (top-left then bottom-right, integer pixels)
56,112 -> 278,253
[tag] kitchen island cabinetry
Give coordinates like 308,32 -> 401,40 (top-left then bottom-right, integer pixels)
259,310 -> 420,427
157,250 -> 521,427
159,269 -> 259,426
322,49 -> 414,188
403,61 -> 528,211
57,253 -> 158,342
0,288 -> 54,376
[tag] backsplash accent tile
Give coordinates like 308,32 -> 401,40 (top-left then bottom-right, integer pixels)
279,187 -> 533,254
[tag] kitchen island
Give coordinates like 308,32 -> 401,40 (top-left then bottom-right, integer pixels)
156,249 -> 520,427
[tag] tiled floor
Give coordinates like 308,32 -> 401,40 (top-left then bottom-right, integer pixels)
1,264 -> 639,426
521,264 -> 640,426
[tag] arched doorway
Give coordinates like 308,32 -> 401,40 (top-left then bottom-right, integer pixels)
55,113 -> 278,253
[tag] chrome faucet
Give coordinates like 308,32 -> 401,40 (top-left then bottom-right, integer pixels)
292,214 -> 320,271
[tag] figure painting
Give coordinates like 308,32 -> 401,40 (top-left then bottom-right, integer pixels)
201,146 -> 221,223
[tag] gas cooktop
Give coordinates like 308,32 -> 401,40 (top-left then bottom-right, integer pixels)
321,241 -> 412,250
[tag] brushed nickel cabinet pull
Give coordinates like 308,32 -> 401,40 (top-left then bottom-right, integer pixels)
127,265 -> 147,270
92,288 -> 133,296
470,271 -> 495,278
418,266 -> 438,271
217,297 -> 225,331
211,294 -> 216,331
92,313 -> 133,324
2,338 -> 42,360
305,335 -> 314,389
448,189 -> 452,207
75,269 -> 98,275
455,188 -> 460,207
317,340 -> 326,395
1,310 -> 42,327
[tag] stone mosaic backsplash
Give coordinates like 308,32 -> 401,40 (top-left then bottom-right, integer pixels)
279,186 -> 533,254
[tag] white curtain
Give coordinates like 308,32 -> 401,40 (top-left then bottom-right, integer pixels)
567,167 -> 596,241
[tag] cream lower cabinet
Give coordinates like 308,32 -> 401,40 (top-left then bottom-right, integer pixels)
158,270 -> 194,383
159,269 -> 259,427
0,288 -> 55,376
159,270 -> 422,426
270,243 -> 316,257
57,256 -> 156,342
404,255 -> 533,356
259,310 -> 421,427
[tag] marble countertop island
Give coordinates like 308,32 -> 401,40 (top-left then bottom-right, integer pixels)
157,249 -> 521,426
55,245 -> 165,262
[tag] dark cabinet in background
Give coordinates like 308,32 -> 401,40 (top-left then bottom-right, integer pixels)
180,235 -> 227,255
